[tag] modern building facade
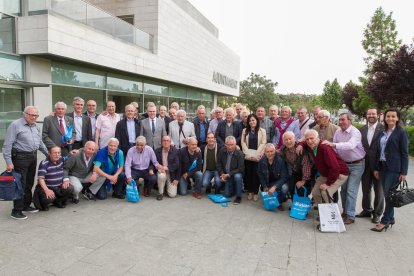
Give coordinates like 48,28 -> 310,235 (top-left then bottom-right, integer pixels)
0,0 -> 240,149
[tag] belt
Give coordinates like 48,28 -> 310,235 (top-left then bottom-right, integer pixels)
13,150 -> 37,155
73,141 -> 82,144
346,158 -> 364,164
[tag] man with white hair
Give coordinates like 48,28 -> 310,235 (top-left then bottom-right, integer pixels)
115,104 -> 141,158
269,105 -> 279,122
42,101 -> 75,156
234,103 -> 244,121
125,136 -> 160,197
215,108 -> 242,148
169,110 -> 196,149
274,106 -> 300,148
91,138 -> 125,200
178,137 -> 203,197
313,109 -> 338,142
170,102 -> 180,111
67,97 -> 92,150
256,106 -> 277,144
208,107 -> 224,134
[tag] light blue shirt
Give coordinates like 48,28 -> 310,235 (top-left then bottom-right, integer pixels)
74,113 -> 83,141
126,118 -> 136,144
380,128 -> 395,161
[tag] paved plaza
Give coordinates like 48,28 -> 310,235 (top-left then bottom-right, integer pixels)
1,158 -> 414,275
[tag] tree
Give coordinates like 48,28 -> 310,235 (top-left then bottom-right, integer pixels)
320,78 -> 343,112
342,81 -> 359,114
217,95 -> 238,108
238,73 -> 278,111
342,81 -> 375,116
366,45 -> 414,110
362,7 -> 402,75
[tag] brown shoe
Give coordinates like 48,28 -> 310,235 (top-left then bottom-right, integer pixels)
247,193 -> 253,200
253,194 -> 259,202
278,205 -> 284,211
192,191 -> 202,199
343,216 -> 355,225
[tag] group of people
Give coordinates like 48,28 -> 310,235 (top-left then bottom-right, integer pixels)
2,98 -> 409,233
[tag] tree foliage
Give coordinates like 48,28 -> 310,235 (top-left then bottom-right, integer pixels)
238,73 -> 278,111
343,81 -> 376,116
342,81 -> 359,114
320,78 -> 343,112
362,7 -> 402,75
366,45 -> 414,110
217,95 -> 238,109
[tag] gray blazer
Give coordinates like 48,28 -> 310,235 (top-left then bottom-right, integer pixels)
63,148 -> 96,179
360,123 -> 384,171
140,117 -> 166,150
169,120 -> 196,149
42,115 -> 75,150
67,112 -> 92,146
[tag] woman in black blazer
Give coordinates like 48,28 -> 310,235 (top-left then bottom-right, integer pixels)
372,108 -> 409,232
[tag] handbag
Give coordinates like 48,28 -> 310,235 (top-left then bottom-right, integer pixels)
126,179 -> 140,203
260,191 -> 279,211
290,186 -> 311,220
389,180 -> 414,208
0,170 -> 23,201
318,191 -> 346,233
207,194 -> 231,207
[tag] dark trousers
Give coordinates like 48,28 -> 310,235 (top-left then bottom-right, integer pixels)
131,169 -> 157,194
379,167 -> 400,225
12,151 -> 37,212
96,173 -> 126,200
33,184 -> 74,210
72,141 -> 83,150
361,167 -> 384,217
289,171 -> 311,198
245,160 -> 259,194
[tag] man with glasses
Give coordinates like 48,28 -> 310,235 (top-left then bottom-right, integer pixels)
207,107 -> 224,134
2,106 -> 48,219
313,110 -> 338,142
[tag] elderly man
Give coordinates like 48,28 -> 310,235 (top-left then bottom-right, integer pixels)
92,138 -> 125,200
269,105 -> 279,122
170,102 -> 180,111
140,104 -> 166,150
154,135 -> 179,200
115,104 -> 141,157
239,110 -> 249,130
169,110 -> 196,149
313,109 -> 338,142
258,143 -> 289,210
216,136 -> 245,205
178,137 -> 203,196
256,106 -> 278,144
33,147 -> 74,210
125,136 -> 160,197
193,105 -> 209,152
297,106 -> 314,138
358,108 -> 384,223
234,103 -> 244,121
159,105 -> 172,133
301,129 -> 349,205
195,133 -> 221,196
323,113 -> 366,225
42,101 -> 75,156
95,101 -> 121,149
207,107 -> 223,134
169,108 -> 177,121
84,100 -> 99,141
274,106 -> 300,148
3,106 -> 48,219
68,97 -> 92,150
130,101 -> 140,119
309,105 -> 322,129
281,131 -> 314,198
215,108 -> 242,149
63,141 -> 104,203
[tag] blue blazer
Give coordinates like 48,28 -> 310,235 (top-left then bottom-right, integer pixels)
376,126 -> 409,175
215,120 -> 243,149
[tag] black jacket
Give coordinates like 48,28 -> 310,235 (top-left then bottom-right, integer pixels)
115,118 -> 141,156
178,148 -> 203,177
193,118 -> 209,146
216,147 -> 245,177
257,155 -> 289,188
154,147 -> 180,181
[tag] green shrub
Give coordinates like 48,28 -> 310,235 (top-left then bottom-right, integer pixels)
405,126 -> 414,156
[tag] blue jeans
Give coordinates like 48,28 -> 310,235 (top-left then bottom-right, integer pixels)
340,161 -> 365,219
270,181 -> 289,203
224,173 -> 243,198
96,173 -> 125,200
380,168 -> 400,225
195,170 -> 221,193
178,171 -> 203,195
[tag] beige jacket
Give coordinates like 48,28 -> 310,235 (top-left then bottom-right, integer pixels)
313,123 -> 338,142
241,128 -> 267,160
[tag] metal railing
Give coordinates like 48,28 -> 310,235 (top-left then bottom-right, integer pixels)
27,0 -> 153,51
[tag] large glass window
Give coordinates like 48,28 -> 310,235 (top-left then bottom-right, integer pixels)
0,53 -> 23,80
170,86 -> 187,98
0,0 -> 20,15
187,89 -> 201,100
201,101 -> 213,115
143,95 -> 168,110
52,85 -> 105,113
108,91 -> 143,114
0,87 -> 24,150
51,62 -> 105,89
144,82 -> 168,95
0,12 -> 16,53
187,99 -> 201,117
107,74 -> 142,93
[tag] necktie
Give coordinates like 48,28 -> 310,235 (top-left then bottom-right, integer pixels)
59,118 -> 65,135
151,119 -> 155,134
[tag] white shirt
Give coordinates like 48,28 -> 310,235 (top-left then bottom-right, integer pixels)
367,121 -> 378,146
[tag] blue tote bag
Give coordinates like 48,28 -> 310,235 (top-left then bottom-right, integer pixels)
126,179 -> 140,203
207,194 -> 231,207
260,191 -> 279,211
290,186 -> 311,220
0,170 -> 23,201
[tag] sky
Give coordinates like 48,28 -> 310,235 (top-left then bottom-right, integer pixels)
188,0 -> 414,95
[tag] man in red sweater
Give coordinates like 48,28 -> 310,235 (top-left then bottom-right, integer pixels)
303,129 -> 349,203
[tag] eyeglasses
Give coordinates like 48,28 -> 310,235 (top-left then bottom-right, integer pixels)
50,152 -> 61,155
25,113 -> 39,118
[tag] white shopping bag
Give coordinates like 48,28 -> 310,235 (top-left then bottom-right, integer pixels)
318,203 -> 346,233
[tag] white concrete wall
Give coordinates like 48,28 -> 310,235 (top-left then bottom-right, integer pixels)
17,0 -> 240,96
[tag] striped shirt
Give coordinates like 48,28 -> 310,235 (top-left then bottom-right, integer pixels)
37,157 -> 64,187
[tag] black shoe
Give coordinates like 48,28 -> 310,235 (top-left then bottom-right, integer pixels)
11,211 -> 27,220
356,210 -> 372,218
83,191 -> 95,201
42,207 -> 49,211
206,187 -> 212,194
112,193 -> 125,199
72,198 -> 80,204
54,202 -> 66,208
372,215 -> 380,224
156,194 -> 163,201
22,206 -> 39,213
278,205 -> 285,211
233,197 -> 242,205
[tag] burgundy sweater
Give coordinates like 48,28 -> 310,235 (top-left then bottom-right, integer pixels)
301,141 -> 349,185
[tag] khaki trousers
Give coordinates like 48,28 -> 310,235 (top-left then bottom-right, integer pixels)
157,172 -> 177,198
312,174 -> 348,204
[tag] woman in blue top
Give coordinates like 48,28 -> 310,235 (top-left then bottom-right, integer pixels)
372,108 -> 409,232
